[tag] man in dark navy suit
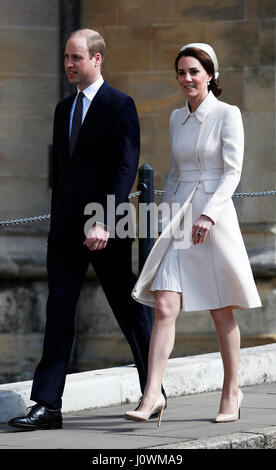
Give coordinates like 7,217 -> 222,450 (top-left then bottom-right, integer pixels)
8,29 -> 162,430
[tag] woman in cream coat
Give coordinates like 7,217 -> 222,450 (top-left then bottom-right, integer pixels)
126,43 -> 261,425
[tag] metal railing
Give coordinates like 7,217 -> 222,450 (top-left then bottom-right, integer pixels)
1,163 -> 275,274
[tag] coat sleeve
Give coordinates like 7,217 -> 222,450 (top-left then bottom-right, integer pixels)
162,110 -> 179,203
158,110 -> 179,232
98,95 -> 140,231
201,105 -> 244,224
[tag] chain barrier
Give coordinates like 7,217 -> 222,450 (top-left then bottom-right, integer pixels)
0,214 -> 51,227
0,190 -> 275,228
128,190 -> 142,199
154,190 -> 276,198
231,190 -> 276,198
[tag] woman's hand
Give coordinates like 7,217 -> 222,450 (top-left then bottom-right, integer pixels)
191,214 -> 214,245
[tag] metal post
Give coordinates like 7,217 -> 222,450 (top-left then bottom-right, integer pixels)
137,164 -> 155,272
137,164 -> 155,326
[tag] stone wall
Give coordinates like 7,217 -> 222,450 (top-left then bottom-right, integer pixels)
82,1 -> 275,207
0,0 -> 59,221
0,0 -> 59,382
0,0 -> 275,383
82,0 -> 276,280
79,0 -> 276,368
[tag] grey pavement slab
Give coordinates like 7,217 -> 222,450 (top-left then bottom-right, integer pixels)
0,382 -> 275,450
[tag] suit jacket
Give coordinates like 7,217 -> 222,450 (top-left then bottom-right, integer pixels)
48,80 -> 140,244
132,91 -> 261,311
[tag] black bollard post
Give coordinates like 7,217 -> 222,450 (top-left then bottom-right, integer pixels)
137,164 -> 155,326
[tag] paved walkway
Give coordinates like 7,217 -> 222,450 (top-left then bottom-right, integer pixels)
0,382 -> 275,450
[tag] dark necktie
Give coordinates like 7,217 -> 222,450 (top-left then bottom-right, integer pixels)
69,91 -> 84,157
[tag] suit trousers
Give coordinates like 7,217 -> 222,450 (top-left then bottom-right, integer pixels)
30,239 -> 153,409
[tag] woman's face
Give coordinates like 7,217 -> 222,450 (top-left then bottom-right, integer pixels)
177,55 -> 212,103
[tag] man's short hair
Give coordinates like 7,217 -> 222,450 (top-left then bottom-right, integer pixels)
70,29 -> 106,62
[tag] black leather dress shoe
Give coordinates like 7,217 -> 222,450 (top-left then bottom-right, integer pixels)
8,404 -> 62,431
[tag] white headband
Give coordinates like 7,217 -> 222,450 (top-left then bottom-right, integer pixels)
180,43 -> 219,80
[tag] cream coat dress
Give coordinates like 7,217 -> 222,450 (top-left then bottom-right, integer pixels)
132,91 -> 262,311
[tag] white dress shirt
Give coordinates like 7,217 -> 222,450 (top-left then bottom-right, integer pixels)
69,75 -> 104,137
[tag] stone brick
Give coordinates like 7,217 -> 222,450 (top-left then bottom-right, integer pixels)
138,115 -> 155,162
119,0 -> 170,26
0,74 -> 59,117
76,334 -> 133,372
245,0 -> 276,19
129,71 -> 181,115
103,26 -> 152,72
260,20 -> 276,66
0,232 -> 48,262
118,0 -> 244,26
0,0 -> 59,27
230,433 -> 265,449
152,23 -> 199,72
0,27 -> 59,75
152,21 -> 260,71
0,288 -> 34,333
219,69 -> 244,109
133,111 -> 173,187
76,281 -> 117,335
82,0 -> 119,27
0,115 -> 53,177
206,21 -> 260,69
31,281 -> 48,332
244,68 -> 275,112
247,426 -> 276,449
0,333 -> 43,382
241,223 -> 276,259
151,112 -> 174,168
235,280 -> 276,335
177,0 -> 244,22
103,72 -> 130,95
0,176 -> 50,220
238,112 -> 275,223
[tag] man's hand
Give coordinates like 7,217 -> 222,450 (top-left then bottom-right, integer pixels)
84,223 -> 110,251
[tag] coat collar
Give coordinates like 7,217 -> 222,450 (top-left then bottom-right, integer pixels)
181,91 -> 217,125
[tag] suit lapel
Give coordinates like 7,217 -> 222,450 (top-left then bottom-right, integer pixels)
77,80 -> 108,137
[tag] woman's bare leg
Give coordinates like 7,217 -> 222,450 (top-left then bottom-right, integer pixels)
138,290 -> 181,411
211,307 -> 241,414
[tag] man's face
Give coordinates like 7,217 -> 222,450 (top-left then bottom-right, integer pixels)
64,35 -> 99,90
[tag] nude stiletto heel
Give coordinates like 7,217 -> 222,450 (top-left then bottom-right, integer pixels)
215,388 -> 243,423
125,394 -> 166,427
157,402 -> 164,427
